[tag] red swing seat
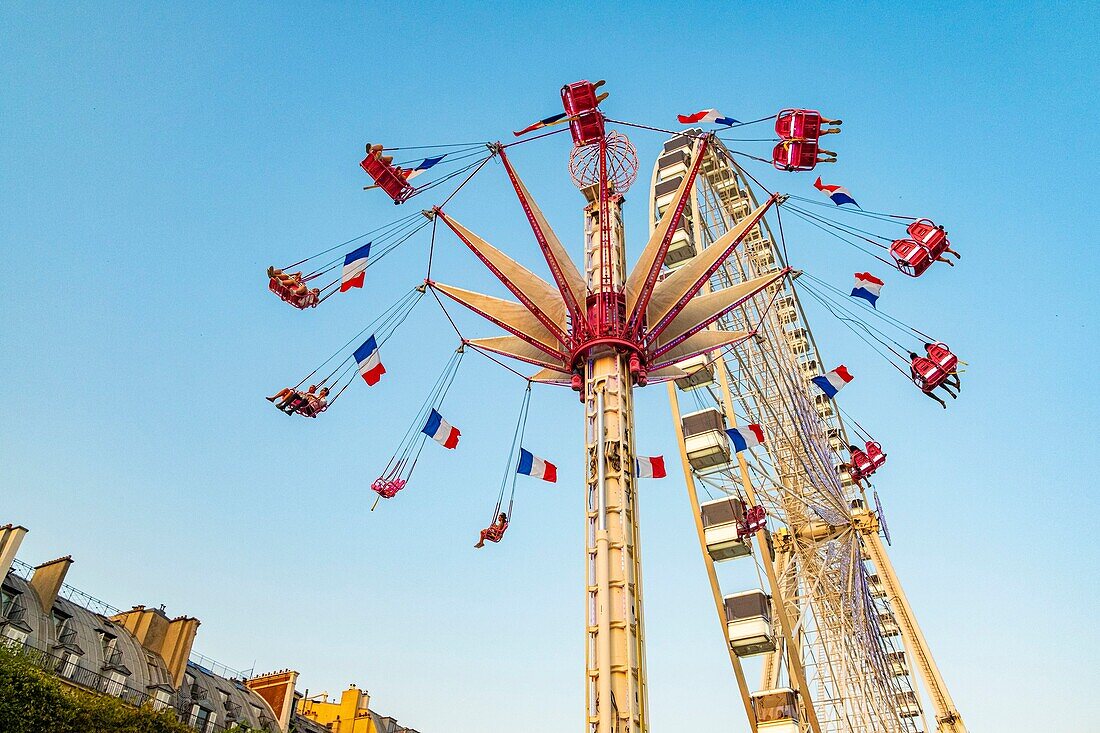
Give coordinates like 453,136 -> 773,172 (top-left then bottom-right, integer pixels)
889,238 -> 934,277
926,342 -> 958,373
906,219 -> 950,258
848,448 -> 875,481
772,139 -> 820,171
910,356 -> 949,392
776,109 -> 824,141
269,275 -> 320,309
361,149 -> 415,204
865,441 -> 887,471
561,80 -> 606,146
482,521 -> 509,544
371,477 -> 406,499
739,505 -> 767,537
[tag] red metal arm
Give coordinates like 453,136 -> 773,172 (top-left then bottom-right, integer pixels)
498,148 -> 587,338
625,134 -> 711,339
644,194 -> 780,344
434,209 -> 571,347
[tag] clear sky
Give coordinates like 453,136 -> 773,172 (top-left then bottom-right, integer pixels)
2,3 -> 1097,732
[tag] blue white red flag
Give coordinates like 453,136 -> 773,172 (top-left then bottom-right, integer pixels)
850,272 -> 884,307
340,242 -> 372,292
814,177 -> 859,207
727,425 -> 765,453
513,112 -> 569,137
635,455 -> 666,479
403,155 -> 445,181
517,448 -> 556,482
353,336 -> 386,386
422,408 -> 460,449
677,109 -> 739,126
812,365 -> 854,399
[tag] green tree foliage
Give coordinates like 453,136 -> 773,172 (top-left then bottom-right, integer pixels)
0,646 -> 194,733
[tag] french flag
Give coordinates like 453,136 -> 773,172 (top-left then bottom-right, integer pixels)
353,336 -> 386,386
517,448 -> 557,482
340,242 -> 372,292
636,455 -> 666,479
850,272 -> 884,308
727,425 -> 765,453
814,177 -> 859,207
812,366 -> 854,399
677,109 -> 739,126
403,154 -> 445,181
422,409 -> 460,449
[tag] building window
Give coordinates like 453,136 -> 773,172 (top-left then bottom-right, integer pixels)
1,625 -> 28,647
103,670 -> 126,697
54,651 -> 80,679
0,588 -> 16,617
189,705 -> 215,732
1,588 -> 25,623
152,688 -> 172,712
52,610 -> 76,645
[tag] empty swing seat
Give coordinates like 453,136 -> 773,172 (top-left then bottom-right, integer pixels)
889,238 -> 934,277
681,408 -> 731,470
865,441 -> 887,471
724,590 -> 776,657
751,688 -> 800,733
361,150 -> 414,204
776,108 -> 824,141
907,218 -> 950,258
926,342 -> 958,373
700,497 -> 752,561
772,139 -> 821,172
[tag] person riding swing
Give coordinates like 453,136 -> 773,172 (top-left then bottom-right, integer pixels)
475,512 -> 509,549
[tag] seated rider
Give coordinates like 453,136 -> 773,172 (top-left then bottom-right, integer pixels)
267,384 -> 317,415
924,343 -> 961,391
298,387 -> 330,418
475,512 -> 509,549
908,352 -> 957,409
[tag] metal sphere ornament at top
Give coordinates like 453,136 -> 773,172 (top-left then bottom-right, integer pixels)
569,130 -> 639,193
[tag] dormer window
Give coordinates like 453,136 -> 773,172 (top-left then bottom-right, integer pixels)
52,609 -> 76,646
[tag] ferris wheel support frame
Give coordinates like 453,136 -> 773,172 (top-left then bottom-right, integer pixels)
855,513 -> 968,733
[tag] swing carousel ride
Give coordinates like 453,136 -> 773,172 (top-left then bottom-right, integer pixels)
263,80 -> 969,733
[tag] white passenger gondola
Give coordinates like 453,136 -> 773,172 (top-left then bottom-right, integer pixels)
888,650 -> 908,677
700,497 -> 752,561
878,611 -> 900,636
751,688 -> 800,733
681,408 -> 731,470
896,690 -> 921,717
723,590 -> 776,656
674,354 -> 714,391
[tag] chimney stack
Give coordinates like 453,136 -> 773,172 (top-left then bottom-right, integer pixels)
29,555 -> 73,610
111,606 -> 200,688
0,524 -> 28,581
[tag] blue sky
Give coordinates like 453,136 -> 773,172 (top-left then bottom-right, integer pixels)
2,3 -> 1097,732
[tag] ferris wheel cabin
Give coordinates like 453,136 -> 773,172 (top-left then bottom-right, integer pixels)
724,590 -> 776,656
674,353 -> 715,390
681,408 -> 732,470
888,650 -> 909,677
700,497 -> 753,561
750,688 -> 800,733
895,690 -> 922,718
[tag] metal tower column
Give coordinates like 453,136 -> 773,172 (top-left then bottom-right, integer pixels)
583,173 -> 647,733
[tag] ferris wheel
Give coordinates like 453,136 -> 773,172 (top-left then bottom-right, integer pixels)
262,79 -> 970,733
651,133 -> 966,733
